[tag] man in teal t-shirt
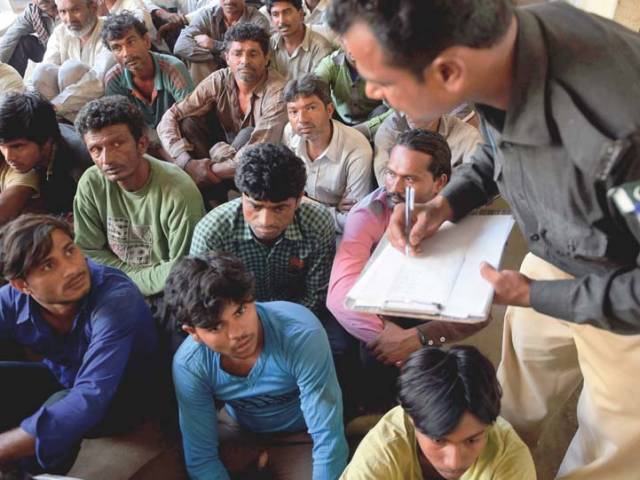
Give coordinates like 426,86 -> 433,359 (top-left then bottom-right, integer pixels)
73,95 -> 204,297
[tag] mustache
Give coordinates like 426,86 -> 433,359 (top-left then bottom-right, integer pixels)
386,192 -> 404,204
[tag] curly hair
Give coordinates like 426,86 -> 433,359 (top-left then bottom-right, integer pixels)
75,95 -> 146,141
398,346 -> 502,439
101,10 -> 148,49
0,91 -> 60,146
284,74 -> 331,106
234,143 -> 307,202
0,214 -> 73,280
162,253 -> 255,330
327,0 -> 513,79
223,22 -> 270,56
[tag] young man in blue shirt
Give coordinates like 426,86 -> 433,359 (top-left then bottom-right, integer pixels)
0,214 -> 158,475
166,252 -> 348,480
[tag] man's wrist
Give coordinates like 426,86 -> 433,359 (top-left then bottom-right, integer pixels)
416,324 -> 447,347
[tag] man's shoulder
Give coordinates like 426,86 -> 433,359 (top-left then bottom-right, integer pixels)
195,198 -> 242,233
307,28 -> 333,51
154,52 -> 191,84
174,335 -> 212,372
245,6 -> 270,29
77,165 -> 106,190
296,202 -> 334,237
264,69 -> 287,92
334,120 -> 372,153
105,62 -> 126,87
87,260 -> 148,311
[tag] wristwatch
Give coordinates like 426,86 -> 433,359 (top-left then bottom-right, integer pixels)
416,325 -> 446,347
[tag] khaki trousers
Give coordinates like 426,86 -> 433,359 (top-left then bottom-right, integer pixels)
498,253 -> 640,479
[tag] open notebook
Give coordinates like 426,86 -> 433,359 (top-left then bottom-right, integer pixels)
345,214 -> 515,323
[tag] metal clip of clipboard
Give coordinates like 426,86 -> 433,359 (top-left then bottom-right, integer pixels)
382,299 -> 444,316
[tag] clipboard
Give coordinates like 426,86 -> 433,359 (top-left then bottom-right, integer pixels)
344,214 -> 515,323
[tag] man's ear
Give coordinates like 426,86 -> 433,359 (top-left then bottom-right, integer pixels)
326,102 -> 335,118
433,173 -> 449,194
10,278 -> 30,295
428,54 -> 465,94
182,325 -> 199,341
137,134 -> 150,156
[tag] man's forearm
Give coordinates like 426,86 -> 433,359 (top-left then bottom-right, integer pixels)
211,160 -> 236,179
0,428 -> 36,467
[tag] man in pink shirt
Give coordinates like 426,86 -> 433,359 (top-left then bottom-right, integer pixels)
327,129 -> 487,409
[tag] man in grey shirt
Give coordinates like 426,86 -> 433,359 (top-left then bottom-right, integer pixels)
328,0 -> 640,479
173,0 -> 269,84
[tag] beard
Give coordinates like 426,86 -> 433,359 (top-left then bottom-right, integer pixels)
65,16 -> 97,38
386,191 -> 404,206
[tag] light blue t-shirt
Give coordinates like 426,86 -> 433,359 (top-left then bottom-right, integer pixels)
173,301 -> 348,480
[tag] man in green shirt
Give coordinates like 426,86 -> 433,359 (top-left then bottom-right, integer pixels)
73,95 -> 205,297
314,46 -> 391,140
190,142 -> 335,319
342,346 -> 536,480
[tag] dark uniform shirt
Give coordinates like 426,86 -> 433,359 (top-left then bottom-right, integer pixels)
441,3 -> 640,333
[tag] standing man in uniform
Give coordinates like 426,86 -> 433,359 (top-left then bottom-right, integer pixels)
327,0 -> 640,479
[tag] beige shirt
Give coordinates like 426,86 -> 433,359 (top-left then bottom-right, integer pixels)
0,62 -> 25,93
158,67 -> 287,168
0,162 -> 39,194
269,26 -> 333,80
373,111 -> 483,185
283,119 -> 373,232
39,17 -> 114,119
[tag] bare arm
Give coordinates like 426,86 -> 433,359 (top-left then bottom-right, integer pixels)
0,185 -> 36,225
0,428 -> 36,469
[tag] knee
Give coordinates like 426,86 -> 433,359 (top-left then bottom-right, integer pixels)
58,59 -> 90,91
30,63 -> 60,99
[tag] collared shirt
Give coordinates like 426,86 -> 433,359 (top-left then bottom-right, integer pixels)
105,52 -> 194,128
269,25 -> 333,80
158,67 -> 287,168
0,4 -> 57,63
174,301 -> 348,480
0,260 -> 157,468
189,198 -> 335,315
174,5 -> 270,63
441,3 -> 640,332
107,0 -> 166,51
327,187 -> 390,342
36,18 -> 115,120
315,49 -> 391,130
373,111 -> 482,185
282,119 -> 373,232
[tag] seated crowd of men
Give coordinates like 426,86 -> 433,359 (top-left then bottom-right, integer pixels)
0,0 -> 543,479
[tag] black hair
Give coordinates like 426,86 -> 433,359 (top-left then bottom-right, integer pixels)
284,74 -> 331,106
101,10 -> 148,49
75,95 -> 146,141
265,0 -> 302,13
162,253 -> 255,330
234,143 -> 307,202
395,129 -> 451,179
0,214 -> 73,280
0,92 -> 60,146
223,22 -> 270,56
398,346 -> 502,439
327,0 -> 513,79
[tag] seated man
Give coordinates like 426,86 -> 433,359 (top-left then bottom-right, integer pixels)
29,0 -> 114,122
0,214 -> 158,475
327,130 -> 485,407
282,74 -> 372,232
158,22 -> 287,203
73,95 -> 205,297
315,45 -> 391,140
267,0 -> 333,80
190,143 -> 335,321
373,110 -> 482,186
168,252 -> 348,479
173,0 -> 269,84
342,346 -> 536,479
0,92 -> 92,217
0,0 -> 58,77
102,12 -> 194,160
